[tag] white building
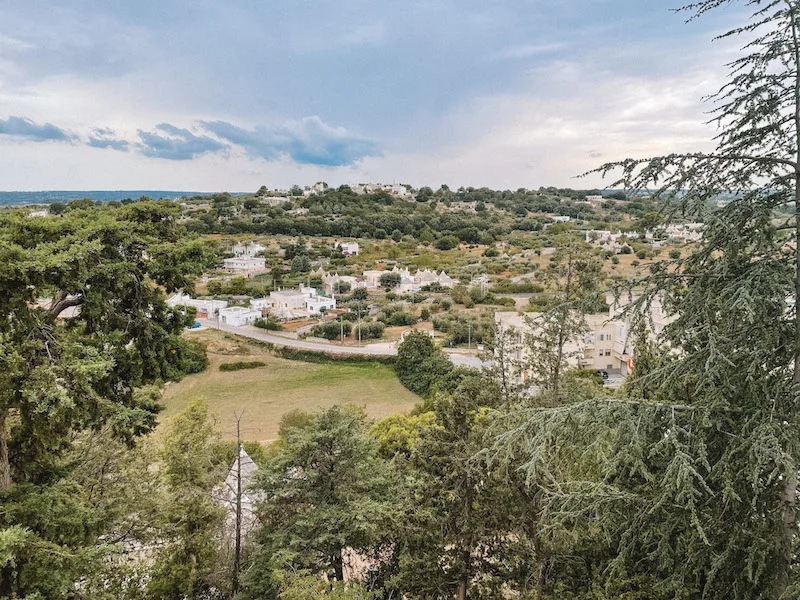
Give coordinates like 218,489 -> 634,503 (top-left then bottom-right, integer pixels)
495,292 -> 670,379
266,286 -> 336,319
232,242 -> 266,257
223,256 -> 267,273
338,241 -> 360,256
167,292 -> 228,318
218,306 -> 261,327
550,215 -> 571,223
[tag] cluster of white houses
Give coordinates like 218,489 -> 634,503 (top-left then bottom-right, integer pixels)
315,266 -> 456,294
167,284 -> 338,326
250,286 -> 337,320
495,292 -> 670,378
222,242 -> 267,274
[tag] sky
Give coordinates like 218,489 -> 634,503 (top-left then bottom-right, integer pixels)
0,0 -> 749,191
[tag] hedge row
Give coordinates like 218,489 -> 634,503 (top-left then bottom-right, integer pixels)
219,361 -> 267,372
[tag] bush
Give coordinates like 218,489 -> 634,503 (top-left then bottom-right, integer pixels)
254,317 -> 282,331
420,307 -> 431,320
311,321 -> 353,340
635,250 -> 647,260
611,256 -> 620,265
669,249 -> 681,259
435,235 -> 459,251
219,361 -> 266,372
483,247 -> 500,257
396,331 -> 453,396
380,272 -> 402,288
353,321 -> 385,339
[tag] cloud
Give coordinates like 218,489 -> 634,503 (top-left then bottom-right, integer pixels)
87,127 -> 130,151
136,123 -> 229,160
490,42 -> 567,60
200,117 -> 380,166
0,116 -> 73,142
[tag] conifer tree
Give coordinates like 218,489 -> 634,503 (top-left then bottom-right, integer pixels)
496,2 -> 800,597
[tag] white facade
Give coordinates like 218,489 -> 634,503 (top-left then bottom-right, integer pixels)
167,292 -> 228,317
495,292 -> 670,379
551,215 -> 571,223
232,242 -> 266,257
250,297 -> 273,311
318,266 -> 455,293
218,306 -> 261,327
338,241 -> 360,256
306,296 -> 337,313
267,286 -> 336,318
223,256 -> 267,272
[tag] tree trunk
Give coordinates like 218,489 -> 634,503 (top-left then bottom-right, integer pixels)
457,547 -> 470,600
0,409 -> 10,491
536,558 -> 549,600
332,550 -> 344,582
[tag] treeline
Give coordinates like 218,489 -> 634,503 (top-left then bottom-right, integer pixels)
180,186 -> 660,241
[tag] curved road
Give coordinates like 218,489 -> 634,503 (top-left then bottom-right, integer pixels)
197,319 -> 485,369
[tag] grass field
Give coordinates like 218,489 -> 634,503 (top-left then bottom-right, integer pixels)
159,330 -> 419,442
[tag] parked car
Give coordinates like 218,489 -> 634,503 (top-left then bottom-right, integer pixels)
597,369 -> 609,380
190,321 -> 201,329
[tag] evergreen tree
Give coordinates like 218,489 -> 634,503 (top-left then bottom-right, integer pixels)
147,399 -> 224,600
497,2 -> 800,597
247,405 -> 392,588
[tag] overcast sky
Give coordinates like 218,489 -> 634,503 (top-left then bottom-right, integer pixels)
0,0 -> 748,191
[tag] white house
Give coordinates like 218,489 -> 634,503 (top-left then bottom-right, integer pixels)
550,215 -> 571,223
223,256 -> 267,273
266,286 -> 336,318
495,292 -> 670,379
218,306 -> 261,327
167,292 -> 228,318
232,242 -> 266,257
306,296 -> 337,314
338,241 -> 360,256
249,297 -> 273,312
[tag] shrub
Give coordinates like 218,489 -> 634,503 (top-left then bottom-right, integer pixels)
254,317 -> 281,331
611,256 -> 620,265
311,321 -> 353,340
219,361 -> 266,372
669,249 -> 681,259
635,250 -> 647,260
395,331 -> 453,396
435,235 -> 459,250
483,247 -> 500,258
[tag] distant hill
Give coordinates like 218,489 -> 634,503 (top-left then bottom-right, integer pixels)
0,190 -> 230,206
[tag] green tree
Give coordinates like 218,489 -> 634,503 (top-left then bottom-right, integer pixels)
0,202 -> 215,596
498,3 -> 800,598
148,399 -> 223,600
379,272 -> 402,288
395,376 -> 514,600
249,406 -> 392,583
395,331 -> 453,396
525,238 -> 605,399
291,254 -> 311,273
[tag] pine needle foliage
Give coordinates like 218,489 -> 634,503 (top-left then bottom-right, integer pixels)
495,2 -> 800,598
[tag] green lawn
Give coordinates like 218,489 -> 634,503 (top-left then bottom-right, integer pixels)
159,331 -> 419,442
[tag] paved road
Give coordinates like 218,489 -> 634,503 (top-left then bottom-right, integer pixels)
197,319 -> 487,369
